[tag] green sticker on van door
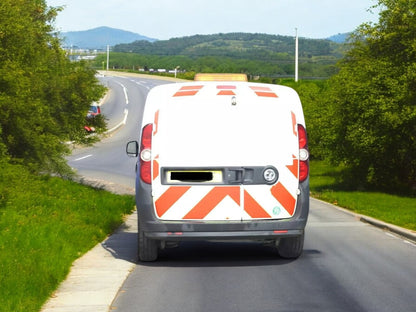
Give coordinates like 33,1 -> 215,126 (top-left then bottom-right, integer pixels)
273,206 -> 281,216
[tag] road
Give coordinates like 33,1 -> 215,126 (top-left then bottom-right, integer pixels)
69,73 -> 416,312
67,73 -> 171,191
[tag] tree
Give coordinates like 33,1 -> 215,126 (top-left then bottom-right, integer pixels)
0,0 -> 105,175
324,0 -> 416,192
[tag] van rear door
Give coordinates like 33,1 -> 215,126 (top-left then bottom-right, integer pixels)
150,82 -> 303,221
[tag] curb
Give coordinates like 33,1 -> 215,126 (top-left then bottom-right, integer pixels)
311,198 -> 416,243
358,215 -> 416,243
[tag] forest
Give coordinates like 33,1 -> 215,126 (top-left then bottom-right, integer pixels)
96,33 -> 346,78
93,52 -> 338,78
113,33 -> 343,59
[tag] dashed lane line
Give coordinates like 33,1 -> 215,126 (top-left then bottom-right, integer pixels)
74,154 -> 93,161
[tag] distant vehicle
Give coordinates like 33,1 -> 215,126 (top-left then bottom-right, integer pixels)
127,73 -> 309,261
84,125 -> 95,133
87,104 -> 101,118
85,103 -> 101,132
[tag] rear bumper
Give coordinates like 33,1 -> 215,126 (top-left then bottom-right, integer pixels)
146,229 -> 304,241
135,177 -> 309,241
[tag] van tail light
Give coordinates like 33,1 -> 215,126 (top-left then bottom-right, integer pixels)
140,124 -> 153,184
298,124 -> 309,182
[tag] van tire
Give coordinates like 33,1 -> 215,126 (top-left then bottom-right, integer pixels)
277,233 -> 304,259
138,228 -> 158,262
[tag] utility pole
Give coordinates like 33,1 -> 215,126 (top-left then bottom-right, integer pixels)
106,45 -> 110,71
175,66 -> 180,78
295,28 -> 299,82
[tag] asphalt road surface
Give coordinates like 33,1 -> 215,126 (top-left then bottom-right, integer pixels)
69,73 -> 416,312
111,197 -> 416,312
67,73 -> 171,191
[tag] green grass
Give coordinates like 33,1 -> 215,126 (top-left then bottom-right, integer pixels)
0,161 -> 135,312
310,160 -> 416,231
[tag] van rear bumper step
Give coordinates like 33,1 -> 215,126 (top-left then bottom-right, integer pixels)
146,229 -> 304,241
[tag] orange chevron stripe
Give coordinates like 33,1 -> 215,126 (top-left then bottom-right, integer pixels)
250,86 -> 272,91
286,155 -> 299,179
173,90 -> 199,97
217,90 -> 236,96
173,85 -> 203,97
179,85 -> 203,90
254,91 -> 278,98
244,190 -> 271,218
183,187 -> 240,219
291,111 -> 297,136
155,186 -> 191,218
217,85 -> 236,89
153,110 -> 159,136
153,158 -> 159,181
270,182 -> 296,216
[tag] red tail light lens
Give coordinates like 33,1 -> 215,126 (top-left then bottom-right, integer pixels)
140,124 -> 153,184
298,124 -> 307,149
298,124 -> 309,182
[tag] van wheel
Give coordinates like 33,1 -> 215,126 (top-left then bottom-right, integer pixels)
138,228 -> 158,262
277,233 -> 304,259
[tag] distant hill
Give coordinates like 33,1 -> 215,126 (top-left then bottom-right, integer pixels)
327,32 -> 351,43
113,32 -> 344,60
60,26 -> 157,50
92,31 -> 350,78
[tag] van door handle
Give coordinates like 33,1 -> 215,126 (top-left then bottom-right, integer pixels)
226,168 -> 245,184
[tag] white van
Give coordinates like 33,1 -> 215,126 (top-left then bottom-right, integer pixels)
127,74 -> 309,261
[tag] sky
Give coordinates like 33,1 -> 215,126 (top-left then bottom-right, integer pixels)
46,0 -> 380,40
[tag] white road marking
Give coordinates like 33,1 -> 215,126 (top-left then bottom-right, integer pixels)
74,154 -> 93,161
135,81 -> 151,90
122,108 -> 129,124
105,108 -> 129,133
385,232 -> 416,247
404,240 -> 416,248
115,81 -> 129,105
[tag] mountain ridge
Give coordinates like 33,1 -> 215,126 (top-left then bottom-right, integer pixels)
112,32 -> 345,61
59,26 -> 350,50
60,26 -> 157,49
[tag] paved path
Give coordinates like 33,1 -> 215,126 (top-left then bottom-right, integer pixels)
41,211 -> 138,312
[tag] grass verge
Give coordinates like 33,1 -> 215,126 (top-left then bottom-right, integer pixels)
310,160 -> 416,231
0,162 -> 135,312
